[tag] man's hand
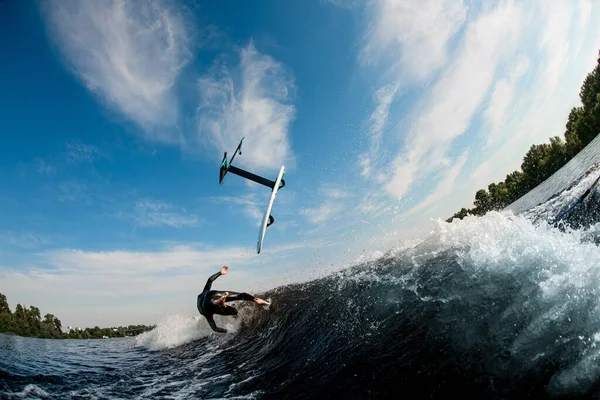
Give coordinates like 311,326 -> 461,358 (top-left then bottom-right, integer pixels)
220,266 -> 229,275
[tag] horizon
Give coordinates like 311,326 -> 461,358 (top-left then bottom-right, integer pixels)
1,0 -> 600,329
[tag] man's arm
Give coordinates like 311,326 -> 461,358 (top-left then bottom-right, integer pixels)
205,315 -> 227,333
203,266 -> 228,292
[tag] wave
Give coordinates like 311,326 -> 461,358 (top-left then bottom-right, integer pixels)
6,156 -> 600,399
126,203 -> 600,398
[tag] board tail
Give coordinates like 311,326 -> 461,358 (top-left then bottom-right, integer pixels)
257,165 -> 285,254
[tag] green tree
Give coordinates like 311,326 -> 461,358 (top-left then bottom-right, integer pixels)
579,54 -> 600,141
504,171 -> 526,203
0,293 -> 11,314
448,51 -> 600,222
473,189 -> 492,215
546,136 -> 568,174
565,106 -> 585,156
26,306 -> 42,337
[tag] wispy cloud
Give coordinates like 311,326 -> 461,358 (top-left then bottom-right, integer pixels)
65,139 -> 105,165
357,192 -> 394,218
483,57 -> 530,148
43,0 -> 193,140
44,245 -> 243,275
208,194 -> 266,223
56,181 -> 90,204
35,158 -> 56,176
322,0 -> 362,10
359,0 -> 467,80
300,187 -> 349,224
467,1 -> 600,194
401,151 -> 469,218
0,239 -> 322,327
356,0 -> 467,182
1,232 -> 51,248
118,199 -> 199,228
382,1 -> 523,200
359,83 -> 400,179
197,42 -> 296,173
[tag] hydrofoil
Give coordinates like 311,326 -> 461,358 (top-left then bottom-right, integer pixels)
219,137 -> 286,254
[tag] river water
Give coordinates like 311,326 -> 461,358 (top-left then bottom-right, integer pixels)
2,136 -> 600,399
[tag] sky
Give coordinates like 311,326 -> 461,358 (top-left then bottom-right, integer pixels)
1,0 -> 599,329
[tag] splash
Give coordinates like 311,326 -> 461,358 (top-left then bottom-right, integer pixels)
135,314 -> 213,351
133,309 -> 258,352
4,153 -> 600,399
16,384 -> 49,399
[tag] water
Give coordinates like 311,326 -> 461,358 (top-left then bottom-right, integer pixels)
2,138 -> 600,399
506,133 -> 600,216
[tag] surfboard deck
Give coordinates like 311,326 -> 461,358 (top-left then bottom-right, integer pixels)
257,165 -> 285,254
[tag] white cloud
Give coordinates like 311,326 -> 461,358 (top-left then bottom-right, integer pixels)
538,2 -> 573,95
1,232 -> 51,248
57,181 -> 90,204
357,0 -> 467,181
357,191 -> 393,217
579,0 -> 592,27
65,139 -> 105,164
43,0 -> 192,140
44,245 -> 245,275
197,42 -> 296,173
360,83 -> 400,179
208,193 -> 266,225
467,1 -> 600,194
360,0 -> 467,80
322,0 -> 362,10
300,186 -> 349,224
483,57 -> 530,147
401,151 -> 468,218
118,199 -> 199,228
384,1 -> 523,200
35,158 -> 55,176
0,240 -> 323,328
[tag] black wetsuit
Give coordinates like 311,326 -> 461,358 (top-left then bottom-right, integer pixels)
197,271 -> 255,333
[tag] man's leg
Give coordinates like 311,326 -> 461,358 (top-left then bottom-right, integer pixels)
224,291 -> 255,302
204,314 -> 227,333
226,291 -> 270,306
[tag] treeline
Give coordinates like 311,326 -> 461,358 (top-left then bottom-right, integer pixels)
0,293 -> 154,339
448,51 -> 600,222
63,324 -> 155,339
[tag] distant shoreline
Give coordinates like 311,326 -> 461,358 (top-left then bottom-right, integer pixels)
0,292 -> 154,340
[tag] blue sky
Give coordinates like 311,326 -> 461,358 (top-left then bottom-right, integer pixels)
1,0 -> 599,328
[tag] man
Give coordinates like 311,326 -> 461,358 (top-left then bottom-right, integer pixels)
197,266 -> 270,333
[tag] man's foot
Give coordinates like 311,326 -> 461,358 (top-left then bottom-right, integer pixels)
220,292 -> 229,307
213,292 -> 229,308
254,297 -> 270,306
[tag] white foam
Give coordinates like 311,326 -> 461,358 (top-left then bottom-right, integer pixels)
425,211 -> 600,393
17,384 -> 49,399
133,309 -> 259,352
522,162 -> 600,224
135,314 -> 214,351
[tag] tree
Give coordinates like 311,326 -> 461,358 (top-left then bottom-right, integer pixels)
565,106 -> 585,156
579,54 -> 600,112
448,50 -> 600,222
53,316 -> 62,333
545,136 -> 568,175
26,306 -> 42,337
504,171 -> 526,203
473,189 -> 492,215
0,293 -> 10,315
